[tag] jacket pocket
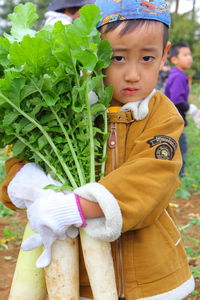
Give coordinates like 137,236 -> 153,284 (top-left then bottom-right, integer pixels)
158,209 -> 181,247
133,210 -> 183,284
122,231 -> 136,284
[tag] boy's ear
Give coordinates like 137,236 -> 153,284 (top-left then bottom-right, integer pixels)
160,41 -> 171,69
170,56 -> 178,65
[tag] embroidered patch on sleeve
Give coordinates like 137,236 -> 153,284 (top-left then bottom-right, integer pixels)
147,135 -> 177,160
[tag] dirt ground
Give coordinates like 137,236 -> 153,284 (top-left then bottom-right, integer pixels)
0,196 -> 200,300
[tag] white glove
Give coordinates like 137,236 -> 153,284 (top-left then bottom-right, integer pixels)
187,103 -> 198,116
192,110 -> 200,129
187,104 -> 200,129
8,163 -> 83,267
8,163 -> 61,209
21,187 -> 86,268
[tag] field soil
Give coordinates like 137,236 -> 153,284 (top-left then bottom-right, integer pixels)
0,196 -> 200,300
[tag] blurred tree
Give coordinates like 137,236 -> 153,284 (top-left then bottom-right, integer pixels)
0,0 -> 17,36
192,0 -> 196,19
169,10 -> 200,79
174,0 -> 180,13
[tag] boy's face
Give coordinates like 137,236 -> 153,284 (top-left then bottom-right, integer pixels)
64,7 -> 81,20
102,22 -> 170,106
171,47 -> 193,72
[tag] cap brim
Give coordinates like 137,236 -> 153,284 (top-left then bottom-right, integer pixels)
47,0 -> 94,11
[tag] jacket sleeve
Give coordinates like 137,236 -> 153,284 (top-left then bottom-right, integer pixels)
0,157 -> 27,209
99,101 -> 184,233
176,102 -> 190,114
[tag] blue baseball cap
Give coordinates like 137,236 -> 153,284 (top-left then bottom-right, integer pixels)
95,0 -> 171,28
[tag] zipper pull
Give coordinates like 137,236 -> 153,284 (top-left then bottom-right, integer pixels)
108,124 -> 117,148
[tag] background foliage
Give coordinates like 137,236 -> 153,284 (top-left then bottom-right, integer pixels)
175,83 -> 200,198
0,0 -> 50,35
169,12 -> 200,79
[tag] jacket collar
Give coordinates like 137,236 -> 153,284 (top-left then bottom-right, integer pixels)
120,89 -> 156,121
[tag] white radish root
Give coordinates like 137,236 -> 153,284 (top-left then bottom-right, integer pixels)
8,223 -> 47,300
45,238 -> 79,300
80,229 -> 118,300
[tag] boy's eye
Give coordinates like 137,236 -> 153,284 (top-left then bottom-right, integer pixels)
112,56 -> 125,62
142,56 -> 154,62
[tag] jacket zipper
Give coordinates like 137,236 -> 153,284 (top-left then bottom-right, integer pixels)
108,122 -> 125,300
108,123 -> 118,169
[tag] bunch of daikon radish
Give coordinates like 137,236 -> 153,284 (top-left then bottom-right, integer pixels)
1,2 -> 118,300
9,225 -> 117,299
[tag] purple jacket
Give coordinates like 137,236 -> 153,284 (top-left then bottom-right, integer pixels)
164,67 -> 189,126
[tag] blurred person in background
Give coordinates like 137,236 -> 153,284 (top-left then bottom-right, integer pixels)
156,59 -> 170,91
164,42 -> 200,177
44,0 -> 95,26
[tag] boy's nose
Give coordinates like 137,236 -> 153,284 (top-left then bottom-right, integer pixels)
124,65 -> 140,82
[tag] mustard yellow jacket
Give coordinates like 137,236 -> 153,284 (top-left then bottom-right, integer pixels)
80,91 -> 194,299
0,91 -> 194,299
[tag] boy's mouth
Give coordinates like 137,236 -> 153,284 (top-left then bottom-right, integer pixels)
122,88 -> 138,95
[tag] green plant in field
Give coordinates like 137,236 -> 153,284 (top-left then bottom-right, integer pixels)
180,217 -> 200,257
0,147 -> 8,184
0,148 -> 13,218
0,218 -> 25,249
190,217 -> 200,227
175,87 -> 200,199
187,289 -> 200,300
184,120 -> 200,193
185,246 -> 200,258
190,84 -> 200,102
0,202 -> 13,218
2,221 -> 24,245
179,217 -> 200,287
3,226 -> 16,239
191,268 -> 200,282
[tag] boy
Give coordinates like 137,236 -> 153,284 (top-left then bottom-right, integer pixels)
0,1 -> 195,299
164,42 -> 200,177
44,0 -> 95,25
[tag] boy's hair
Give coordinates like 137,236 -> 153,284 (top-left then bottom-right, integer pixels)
102,20 -> 169,52
169,42 -> 190,59
57,7 -> 81,14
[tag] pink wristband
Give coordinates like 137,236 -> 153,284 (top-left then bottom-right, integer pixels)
74,194 -> 87,228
